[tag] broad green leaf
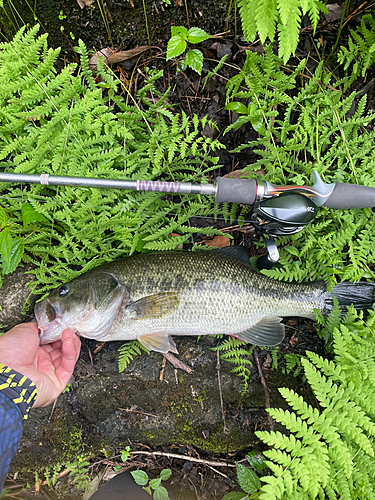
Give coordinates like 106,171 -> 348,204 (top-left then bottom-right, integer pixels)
185,49 -> 203,74
166,36 -> 187,60
159,469 -> 172,481
246,451 -> 267,471
2,237 -> 24,275
187,27 -> 210,43
21,203 -> 49,226
153,485 -> 169,500
0,228 -> 12,263
178,58 -> 187,72
225,102 -> 249,114
285,246 -> 300,257
0,207 -> 7,229
222,493 -> 248,500
130,470 -> 149,486
149,477 -> 161,489
250,116 -> 266,136
236,463 -> 260,494
171,26 -> 188,39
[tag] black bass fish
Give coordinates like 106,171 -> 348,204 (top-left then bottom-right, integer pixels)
35,249 -> 375,352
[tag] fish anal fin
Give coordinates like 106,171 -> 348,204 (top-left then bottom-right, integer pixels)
139,333 -> 178,354
126,292 -> 179,320
235,317 -> 285,346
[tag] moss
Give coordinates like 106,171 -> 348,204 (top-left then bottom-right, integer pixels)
61,425 -> 87,461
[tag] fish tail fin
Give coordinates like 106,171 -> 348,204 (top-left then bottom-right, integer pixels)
325,282 -> 375,314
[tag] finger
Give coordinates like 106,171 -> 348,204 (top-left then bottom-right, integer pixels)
50,340 -> 63,350
11,322 -> 40,341
54,330 -> 81,386
17,321 -> 39,331
41,343 -> 58,354
49,348 -> 63,364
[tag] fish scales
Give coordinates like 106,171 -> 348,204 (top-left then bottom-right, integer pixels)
36,250 -> 347,352
96,252 -> 325,339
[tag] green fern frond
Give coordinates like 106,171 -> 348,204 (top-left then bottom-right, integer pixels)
0,25 -> 224,282
224,44 -> 375,287
211,336 -> 253,396
118,340 -> 150,373
253,309 -> 375,498
238,0 -> 326,62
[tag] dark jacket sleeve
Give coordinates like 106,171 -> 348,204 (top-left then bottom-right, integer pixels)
0,363 -> 37,492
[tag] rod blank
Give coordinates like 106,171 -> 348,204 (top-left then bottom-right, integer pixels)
0,173 -> 216,196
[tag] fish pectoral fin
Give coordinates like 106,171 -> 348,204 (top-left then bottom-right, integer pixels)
125,292 -> 179,320
138,333 -> 178,354
235,317 -> 285,346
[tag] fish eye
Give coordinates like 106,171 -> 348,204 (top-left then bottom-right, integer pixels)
58,284 -> 70,297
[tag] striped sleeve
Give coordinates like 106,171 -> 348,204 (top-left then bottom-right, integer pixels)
0,363 -> 37,492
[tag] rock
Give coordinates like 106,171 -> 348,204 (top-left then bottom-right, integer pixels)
0,265 -> 36,330
11,335 -> 293,473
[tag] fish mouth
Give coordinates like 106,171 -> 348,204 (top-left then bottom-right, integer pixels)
44,301 -> 57,323
35,300 -> 65,345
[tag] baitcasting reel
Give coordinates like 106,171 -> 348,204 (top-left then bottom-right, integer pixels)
247,192 -> 318,270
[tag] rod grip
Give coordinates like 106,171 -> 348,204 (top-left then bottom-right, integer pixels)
323,183 -> 375,209
215,177 -> 257,205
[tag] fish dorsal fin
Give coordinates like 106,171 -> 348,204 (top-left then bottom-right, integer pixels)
235,317 -> 285,346
139,333 -> 178,353
125,292 -> 179,320
212,246 -> 250,264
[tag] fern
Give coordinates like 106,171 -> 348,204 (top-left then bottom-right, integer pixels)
223,43 -> 375,288
337,14 -> 375,91
253,310 -> 375,499
0,26 -> 226,289
211,335 -> 253,396
118,340 -> 150,373
238,0 -> 327,62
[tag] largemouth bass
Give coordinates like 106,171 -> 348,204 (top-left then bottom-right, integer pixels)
35,249 -> 375,352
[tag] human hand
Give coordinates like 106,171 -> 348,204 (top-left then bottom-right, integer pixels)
0,322 -> 81,407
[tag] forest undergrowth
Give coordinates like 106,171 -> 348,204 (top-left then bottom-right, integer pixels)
1,1 -> 375,499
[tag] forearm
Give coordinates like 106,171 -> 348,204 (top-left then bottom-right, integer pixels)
0,363 -> 37,492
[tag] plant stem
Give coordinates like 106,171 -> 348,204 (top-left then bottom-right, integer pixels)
324,0 -> 350,68
183,0 -> 190,29
141,0 -> 152,56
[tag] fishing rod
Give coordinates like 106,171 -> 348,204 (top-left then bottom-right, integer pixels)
1,170 -> 375,270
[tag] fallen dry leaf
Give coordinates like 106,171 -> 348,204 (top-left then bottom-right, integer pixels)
325,3 -> 343,22
223,169 -> 245,179
107,46 -> 150,65
76,0 -> 94,7
223,168 -> 266,179
205,236 -> 231,248
289,333 -> 299,346
88,47 -> 113,75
